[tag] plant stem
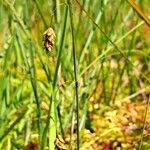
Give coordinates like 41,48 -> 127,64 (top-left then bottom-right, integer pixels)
67,0 -> 79,149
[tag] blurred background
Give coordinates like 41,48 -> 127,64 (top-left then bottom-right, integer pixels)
0,0 -> 150,149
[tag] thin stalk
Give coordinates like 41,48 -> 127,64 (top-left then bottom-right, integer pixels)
127,0 -> 150,28
41,4 -> 68,150
67,0 -> 79,149
52,5 -> 68,142
138,95 -> 150,150
53,5 -> 68,89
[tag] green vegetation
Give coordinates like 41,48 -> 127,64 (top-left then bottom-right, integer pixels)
0,0 -> 150,149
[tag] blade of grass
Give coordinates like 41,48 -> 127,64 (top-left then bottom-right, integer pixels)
52,6 -> 68,89
79,101 -> 88,131
52,0 -> 60,23
41,4 -> 68,150
127,0 -> 150,28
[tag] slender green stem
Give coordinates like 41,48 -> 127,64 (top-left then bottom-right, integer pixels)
41,4 -> 68,150
68,0 -> 79,149
53,5 -> 68,89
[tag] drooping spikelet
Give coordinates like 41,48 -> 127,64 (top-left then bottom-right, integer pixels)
43,27 -> 56,52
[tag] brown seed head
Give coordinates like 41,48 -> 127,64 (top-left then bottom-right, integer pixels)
43,27 -> 56,52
